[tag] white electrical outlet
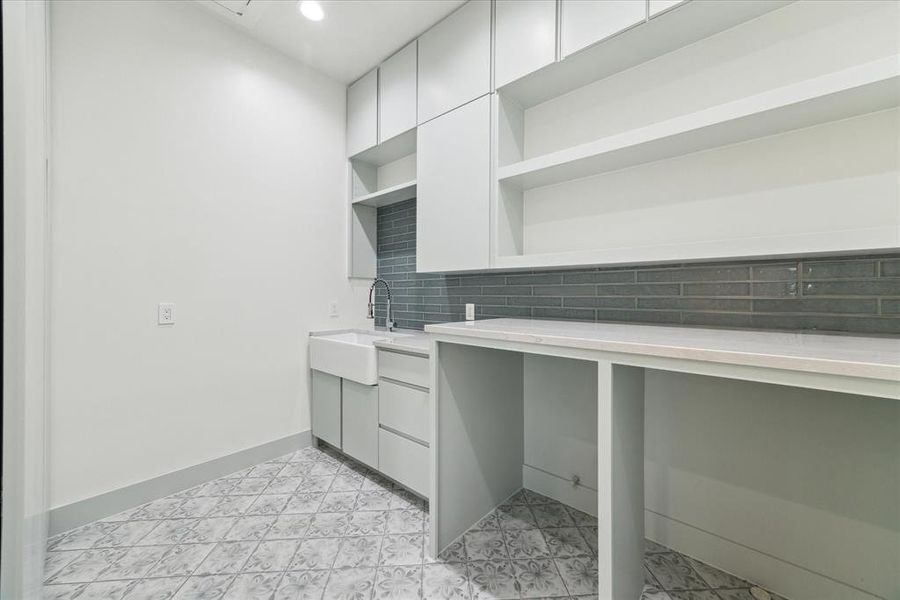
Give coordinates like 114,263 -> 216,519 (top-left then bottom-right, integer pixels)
465,303 -> 475,321
329,301 -> 339,317
158,303 -> 175,325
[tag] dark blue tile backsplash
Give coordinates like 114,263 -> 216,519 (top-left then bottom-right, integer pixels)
375,199 -> 900,335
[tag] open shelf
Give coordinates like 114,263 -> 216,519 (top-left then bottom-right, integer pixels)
498,57 -> 900,190
352,179 -> 416,207
349,129 -> 415,167
347,125 -> 416,278
499,0 -> 792,109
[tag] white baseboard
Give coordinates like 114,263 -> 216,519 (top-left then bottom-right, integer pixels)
49,430 -> 311,535
522,464 -> 597,516
645,510 -> 885,600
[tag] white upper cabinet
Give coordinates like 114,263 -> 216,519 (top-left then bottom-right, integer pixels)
417,95 -> 491,272
378,41 -> 417,143
560,0 -> 647,58
494,0 -> 558,88
417,0 -> 492,124
649,0 -> 686,18
347,68 -> 378,157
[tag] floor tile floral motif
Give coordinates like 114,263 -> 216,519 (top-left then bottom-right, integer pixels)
43,444 -> 785,599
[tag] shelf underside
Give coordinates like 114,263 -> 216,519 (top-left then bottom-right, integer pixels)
494,226 -> 900,272
352,180 -> 417,207
498,57 -> 900,190
350,129 -> 416,167
499,0 -> 793,109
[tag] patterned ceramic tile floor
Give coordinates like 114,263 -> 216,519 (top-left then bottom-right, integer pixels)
44,444 -> 785,600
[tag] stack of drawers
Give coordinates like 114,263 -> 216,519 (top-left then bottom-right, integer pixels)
377,349 -> 430,498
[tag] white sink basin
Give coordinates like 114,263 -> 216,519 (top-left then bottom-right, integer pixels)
309,329 -> 412,385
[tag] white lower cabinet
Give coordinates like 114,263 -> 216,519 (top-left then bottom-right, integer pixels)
341,380 -> 379,469
379,428 -> 429,497
379,378 -> 430,444
311,349 -> 431,499
311,370 -> 342,449
379,349 -> 430,389
378,349 -> 431,499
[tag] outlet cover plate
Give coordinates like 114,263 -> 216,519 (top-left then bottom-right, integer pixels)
158,303 -> 175,325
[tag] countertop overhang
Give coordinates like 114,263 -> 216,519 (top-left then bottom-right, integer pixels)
425,318 -> 900,383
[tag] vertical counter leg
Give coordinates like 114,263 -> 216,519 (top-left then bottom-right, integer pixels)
430,341 -> 525,557
597,361 -> 645,599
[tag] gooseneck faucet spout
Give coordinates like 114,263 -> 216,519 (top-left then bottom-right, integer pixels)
367,277 -> 395,331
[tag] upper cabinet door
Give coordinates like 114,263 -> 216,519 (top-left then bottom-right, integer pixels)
347,68 -> 378,157
561,0 -> 646,58
649,0 -> 686,17
417,0 -> 491,124
379,41 -> 417,143
495,0 -> 557,88
416,95 -> 491,273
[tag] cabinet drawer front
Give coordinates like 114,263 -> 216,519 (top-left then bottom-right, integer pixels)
379,350 -> 429,388
379,379 -> 430,444
379,429 -> 429,498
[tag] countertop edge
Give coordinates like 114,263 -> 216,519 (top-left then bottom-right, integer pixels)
424,320 -> 900,383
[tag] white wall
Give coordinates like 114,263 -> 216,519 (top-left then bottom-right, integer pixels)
645,372 -> 900,600
2,0 -> 49,597
49,0 -> 368,511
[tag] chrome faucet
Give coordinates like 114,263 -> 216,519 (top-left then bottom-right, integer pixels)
367,277 -> 395,331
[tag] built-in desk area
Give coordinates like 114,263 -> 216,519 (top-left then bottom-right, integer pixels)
425,318 -> 900,600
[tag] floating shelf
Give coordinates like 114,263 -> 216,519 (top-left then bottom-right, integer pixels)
352,180 -> 417,207
498,57 -> 900,190
493,225 -> 900,272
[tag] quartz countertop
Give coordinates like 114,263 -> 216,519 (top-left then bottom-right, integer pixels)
372,330 -> 431,357
425,318 -> 900,381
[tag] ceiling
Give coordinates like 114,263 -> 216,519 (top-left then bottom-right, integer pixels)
196,0 -> 466,83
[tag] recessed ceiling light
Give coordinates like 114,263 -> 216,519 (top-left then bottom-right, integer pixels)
299,1 -> 324,21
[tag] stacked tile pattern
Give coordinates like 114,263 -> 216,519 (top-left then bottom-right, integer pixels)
44,444 -> 785,600
376,199 -> 900,334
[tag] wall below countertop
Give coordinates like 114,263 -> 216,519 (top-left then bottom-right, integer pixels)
376,198 -> 900,335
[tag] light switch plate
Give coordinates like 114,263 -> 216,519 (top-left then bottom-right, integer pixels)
465,303 -> 475,321
158,302 -> 175,325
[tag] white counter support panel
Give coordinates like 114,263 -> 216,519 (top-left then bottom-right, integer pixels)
430,343 -> 524,554
427,319 -> 900,600
598,361 -> 644,600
